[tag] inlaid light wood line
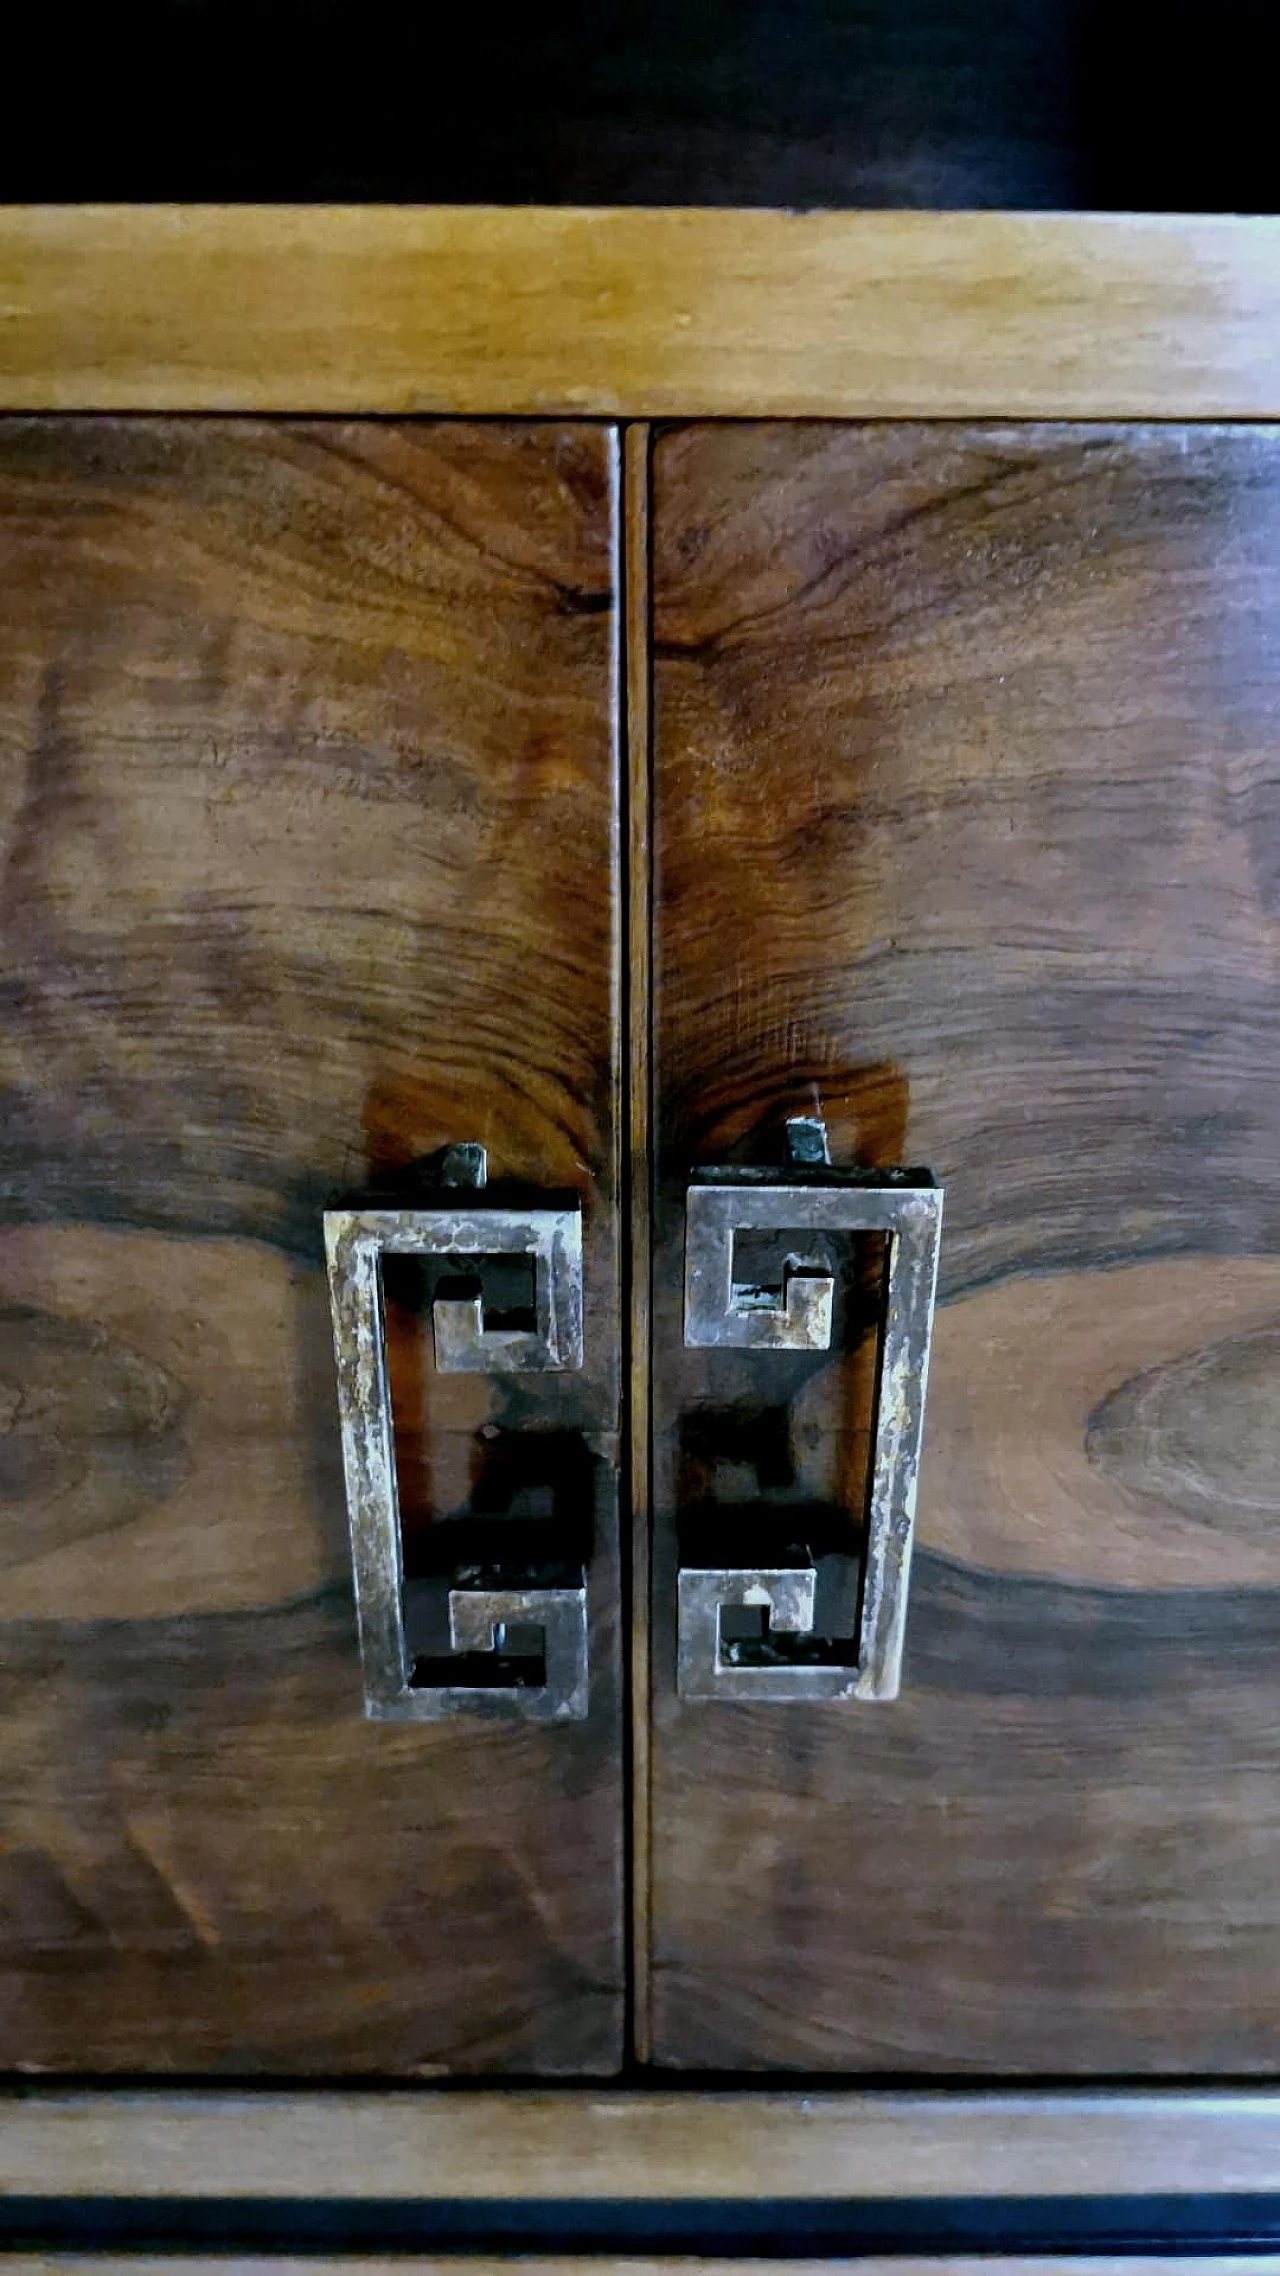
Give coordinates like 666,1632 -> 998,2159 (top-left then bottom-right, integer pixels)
4,208 -> 1280,416
623,422 -> 654,2063
6,2265 -> 1279,2276
7,2091 -> 1280,2200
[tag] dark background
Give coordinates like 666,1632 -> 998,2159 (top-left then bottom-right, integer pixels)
8,0 -> 1278,210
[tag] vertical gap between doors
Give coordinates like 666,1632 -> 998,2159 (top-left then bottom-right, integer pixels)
621,420 -> 654,2069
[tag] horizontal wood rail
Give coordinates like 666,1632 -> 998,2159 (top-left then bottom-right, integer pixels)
4,2088 -> 1280,2200
3,208 -> 1280,417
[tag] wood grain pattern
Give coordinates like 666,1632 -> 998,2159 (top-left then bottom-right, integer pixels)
649,421 -> 1280,2072
7,2086 -> 1280,2198
0,416 -> 623,2073
5,209 -> 1280,419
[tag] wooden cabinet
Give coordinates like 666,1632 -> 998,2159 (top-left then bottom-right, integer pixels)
5,214 -> 1280,2144
0,417 -> 625,2074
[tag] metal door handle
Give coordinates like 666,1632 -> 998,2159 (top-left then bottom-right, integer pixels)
678,1116 -> 942,1702
324,1144 -> 589,1721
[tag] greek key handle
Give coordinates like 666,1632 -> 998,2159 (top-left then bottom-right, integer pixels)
679,1118 -> 943,1703
325,1145 -> 589,1722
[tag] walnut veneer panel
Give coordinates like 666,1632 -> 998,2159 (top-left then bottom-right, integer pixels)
649,421 -> 1280,2071
0,417 -> 623,2073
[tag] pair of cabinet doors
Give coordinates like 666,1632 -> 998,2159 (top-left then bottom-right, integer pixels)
2,414 -> 1279,2081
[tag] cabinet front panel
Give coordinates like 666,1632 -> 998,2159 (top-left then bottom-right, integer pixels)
0,418 -> 624,2073
649,421 -> 1280,2071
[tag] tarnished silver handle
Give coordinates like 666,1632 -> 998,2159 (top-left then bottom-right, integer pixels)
324,1145 -> 589,1722
679,1117 -> 943,1703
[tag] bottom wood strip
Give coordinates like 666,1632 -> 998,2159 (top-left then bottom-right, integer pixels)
4,2091 -> 1280,2201
4,2264 -> 1280,2276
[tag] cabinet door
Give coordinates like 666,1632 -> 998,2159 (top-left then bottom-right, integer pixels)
0,418 -> 624,2073
647,421 -> 1280,2071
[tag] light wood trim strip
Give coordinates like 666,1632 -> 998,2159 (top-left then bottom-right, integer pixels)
4,208 -> 1280,417
4,2090 -> 1280,2200
13,2266 -> 1280,2276
6,2265 -> 1280,2276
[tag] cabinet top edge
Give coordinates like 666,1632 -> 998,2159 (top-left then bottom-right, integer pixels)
3,206 -> 1280,418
